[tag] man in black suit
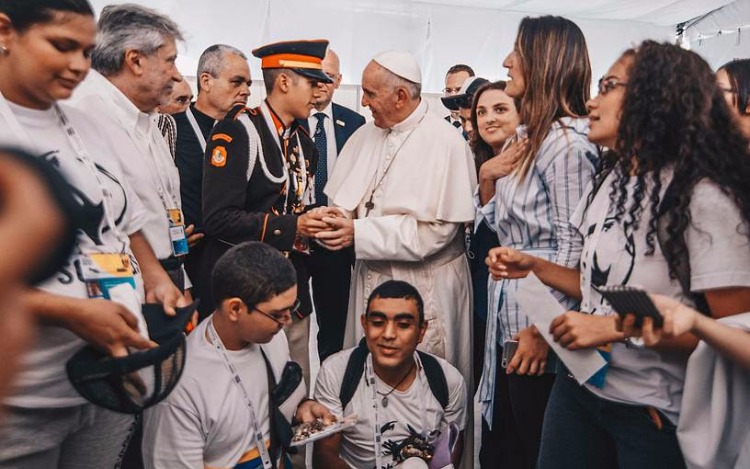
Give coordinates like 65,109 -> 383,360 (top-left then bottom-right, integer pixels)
303,48 -> 365,362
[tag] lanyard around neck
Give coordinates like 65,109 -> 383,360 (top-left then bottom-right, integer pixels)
186,106 -> 215,152
0,93 -> 130,252
206,318 -> 274,469
364,352 -> 427,469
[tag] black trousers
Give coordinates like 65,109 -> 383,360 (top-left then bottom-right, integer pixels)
306,245 -> 353,363
480,346 -> 556,469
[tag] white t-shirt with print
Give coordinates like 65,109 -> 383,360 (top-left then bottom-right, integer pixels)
572,170 -> 750,423
0,100 -> 149,407
142,316 -> 292,469
314,347 -> 468,469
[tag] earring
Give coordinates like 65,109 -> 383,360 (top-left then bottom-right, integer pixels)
0,45 -> 7,56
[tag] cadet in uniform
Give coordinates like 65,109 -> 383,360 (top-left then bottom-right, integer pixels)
200,40 -> 333,387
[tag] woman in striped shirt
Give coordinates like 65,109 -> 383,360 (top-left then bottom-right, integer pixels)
476,15 -> 598,469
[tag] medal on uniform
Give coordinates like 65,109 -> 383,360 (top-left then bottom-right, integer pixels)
76,253 -> 136,299
167,208 -> 189,256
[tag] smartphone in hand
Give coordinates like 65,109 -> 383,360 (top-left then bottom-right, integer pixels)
599,285 -> 664,328
501,340 -> 519,368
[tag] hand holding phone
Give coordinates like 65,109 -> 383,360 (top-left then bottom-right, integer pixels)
599,285 -> 664,328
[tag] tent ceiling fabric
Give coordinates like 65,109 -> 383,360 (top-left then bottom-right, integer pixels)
88,0 -> 744,93
374,0 -> 735,25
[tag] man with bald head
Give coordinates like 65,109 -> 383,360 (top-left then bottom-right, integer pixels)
314,51 -> 476,392
303,48 -> 365,362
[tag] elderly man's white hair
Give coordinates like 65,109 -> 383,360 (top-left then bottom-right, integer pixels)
196,44 -> 247,93
92,3 -> 184,76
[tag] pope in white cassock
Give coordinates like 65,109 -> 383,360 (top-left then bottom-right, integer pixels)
314,51 -> 477,388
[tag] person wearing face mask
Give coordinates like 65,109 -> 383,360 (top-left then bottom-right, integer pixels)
68,4 -> 198,295
201,40 -> 333,391
716,59 -> 750,141
0,1 -> 186,467
474,15 -> 597,469
489,41 -> 750,468
174,44 -> 250,319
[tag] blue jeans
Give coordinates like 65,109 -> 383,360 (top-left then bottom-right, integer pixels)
537,373 -> 686,469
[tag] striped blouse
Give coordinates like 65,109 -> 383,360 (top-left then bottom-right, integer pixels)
477,117 -> 599,344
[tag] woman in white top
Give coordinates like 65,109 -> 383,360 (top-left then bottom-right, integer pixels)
490,41 -> 750,468
0,1 -> 186,467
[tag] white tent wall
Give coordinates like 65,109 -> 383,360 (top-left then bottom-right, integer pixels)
685,0 -> 750,69
88,1 -> 749,116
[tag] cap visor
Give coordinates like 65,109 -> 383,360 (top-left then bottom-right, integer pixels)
441,96 -> 460,111
143,300 -> 199,343
294,68 -> 333,84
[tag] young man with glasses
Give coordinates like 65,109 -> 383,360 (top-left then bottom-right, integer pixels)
143,241 -> 333,469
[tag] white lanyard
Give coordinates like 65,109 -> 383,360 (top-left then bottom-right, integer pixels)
207,319 -> 274,469
0,93 -> 129,252
185,106 -> 214,152
365,353 -> 427,469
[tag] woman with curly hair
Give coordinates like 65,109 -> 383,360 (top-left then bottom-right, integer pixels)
716,59 -> 750,139
475,15 -> 597,469
489,41 -> 750,467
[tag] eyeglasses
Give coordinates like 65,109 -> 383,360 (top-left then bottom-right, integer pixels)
174,96 -> 192,105
597,77 -> 628,96
252,298 -> 300,326
443,87 -> 462,96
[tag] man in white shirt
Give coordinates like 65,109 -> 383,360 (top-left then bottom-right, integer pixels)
143,242 -> 333,469
69,4 -> 195,293
313,280 -> 467,469
303,48 -> 365,362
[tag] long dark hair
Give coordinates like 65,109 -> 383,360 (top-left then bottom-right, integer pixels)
606,41 -> 750,278
718,58 -> 750,115
513,15 -> 591,179
469,80 -> 518,172
0,0 -> 93,31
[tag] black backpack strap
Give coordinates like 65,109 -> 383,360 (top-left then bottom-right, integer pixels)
339,338 -> 369,411
417,351 -> 449,410
657,181 -> 710,315
260,348 -> 279,469
340,340 -> 450,410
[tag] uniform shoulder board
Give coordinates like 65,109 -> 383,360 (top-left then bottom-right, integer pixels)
228,104 -> 257,120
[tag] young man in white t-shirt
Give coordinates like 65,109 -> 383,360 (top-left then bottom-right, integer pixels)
143,242 -> 332,468
313,280 -> 467,469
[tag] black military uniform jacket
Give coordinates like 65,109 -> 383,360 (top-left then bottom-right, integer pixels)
198,101 -> 317,316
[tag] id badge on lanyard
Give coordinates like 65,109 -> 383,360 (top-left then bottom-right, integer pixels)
76,253 -> 136,299
167,208 -> 189,257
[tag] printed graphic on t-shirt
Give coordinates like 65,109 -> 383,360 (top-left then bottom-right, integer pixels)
581,215 -> 636,312
39,148 -> 138,286
377,422 -> 439,469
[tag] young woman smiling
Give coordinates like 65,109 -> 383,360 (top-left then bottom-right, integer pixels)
0,1 -> 185,467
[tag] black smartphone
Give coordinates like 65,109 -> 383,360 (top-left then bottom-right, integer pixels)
599,285 -> 664,328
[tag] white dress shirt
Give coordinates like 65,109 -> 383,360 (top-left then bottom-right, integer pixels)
69,71 -> 186,265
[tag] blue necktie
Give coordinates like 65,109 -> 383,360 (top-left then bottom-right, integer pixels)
313,112 -> 327,205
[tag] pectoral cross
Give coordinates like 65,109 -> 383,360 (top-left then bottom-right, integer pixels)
365,196 -> 375,216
